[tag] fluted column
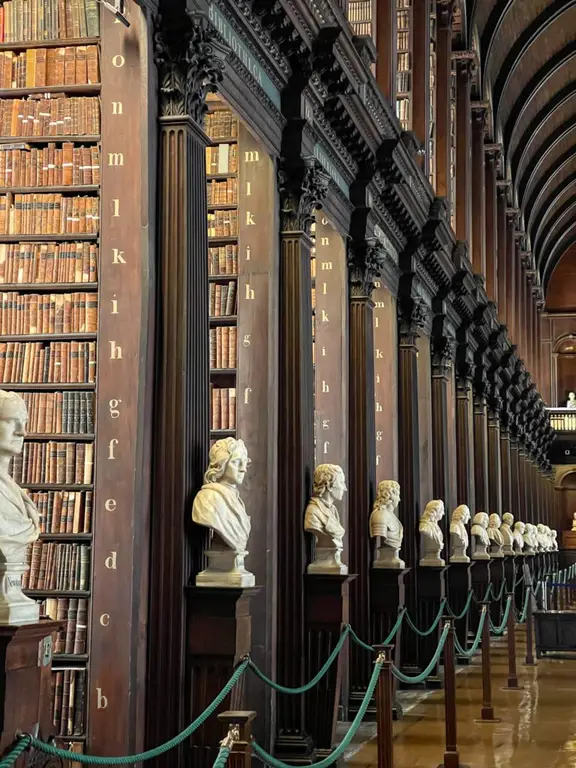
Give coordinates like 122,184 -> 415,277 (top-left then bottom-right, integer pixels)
487,406 -> 503,518
275,161 -> 328,757
484,146 -> 499,304
436,0 -> 455,200
471,103 -> 487,277
500,420 -> 512,518
455,361 -> 476,512
496,183 -> 508,321
453,53 -> 474,251
473,385 -> 490,514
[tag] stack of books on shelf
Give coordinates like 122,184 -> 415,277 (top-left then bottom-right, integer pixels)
33,489 -> 93,533
0,0 -> 100,41
208,244 -> 238,275
209,281 -> 236,317
206,144 -> 238,175
0,291 -> 98,334
42,596 -> 89,654
0,194 -> 99,235
0,144 -> 100,187
206,178 -> 237,205
211,387 -> 237,431
204,110 -> 238,140
0,45 -> 99,88
0,97 -> 100,136
22,541 -> 90,591
207,209 -> 238,238
347,0 -> 373,37
0,242 -> 98,283
11,439 -> 94,484
209,327 -> 237,369
0,339 -> 97,382
52,669 -> 86,738
21,390 -> 94,433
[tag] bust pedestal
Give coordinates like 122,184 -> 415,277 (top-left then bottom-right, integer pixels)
196,548 -> 255,588
304,574 -> 355,756
0,619 -> 60,763
490,559 -> 505,626
0,560 -> 39,624
185,586 -> 261,768
415,566 -> 448,689
447,562 -> 474,665
470,560 -> 491,634
370,567 -> 410,719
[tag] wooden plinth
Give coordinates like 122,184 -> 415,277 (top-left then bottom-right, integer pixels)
447,562 -> 473,663
470,560 -> 491,634
371,567 -> 410,718
414,566 -> 447,689
0,619 -> 60,764
185,587 -> 261,768
304,574 -> 356,757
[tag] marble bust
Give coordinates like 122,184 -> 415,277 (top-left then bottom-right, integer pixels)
0,391 -> 41,624
500,513 -> 515,556
449,504 -> 470,563
488,514 -> 504,558
551,530 -> 559,551
192,438 -> 254,587
304,464 -> 347,574
513,521 -> 525,554
370,480 -> 404,569
419,499 -> 445,567
471,512 -> 490,560
536,523 -> 547,552
567,391 -> 576,409
523,523 -> 537,556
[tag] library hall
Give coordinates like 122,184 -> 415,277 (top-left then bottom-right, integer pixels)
1,0 -> 576,767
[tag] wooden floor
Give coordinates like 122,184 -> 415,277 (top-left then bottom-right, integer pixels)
346,630 -> 576,767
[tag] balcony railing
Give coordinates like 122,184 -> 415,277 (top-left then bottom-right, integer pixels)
547,408 -> 576,432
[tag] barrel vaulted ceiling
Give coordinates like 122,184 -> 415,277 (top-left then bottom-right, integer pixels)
466,0 -> 576,294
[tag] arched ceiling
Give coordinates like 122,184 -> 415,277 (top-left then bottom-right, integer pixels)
467,0 -> 576,294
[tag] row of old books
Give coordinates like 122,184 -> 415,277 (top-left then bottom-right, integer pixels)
206,143 -> 238,175
0,242 -> 98,283
21,390 -> 94,433
347,0 -> 372,23
23,541 -> 91,590
207,209 -> 238,239
0,194 -> 99,234
397,98 -> 410,128
0,0 -> 100,43
0,291 -> 98,335
209,244 -> 238,276
397,71 -> 411,93
32,489 -> 92,533
204,111 -> 238,141
0,144 -> 100,187
209,281 -> 236,317
209,327 -> 237,370
206,178 -> 238,206
0,339 -> 97,382
211,387 -> 236,431
0,96 -> 100,137
11,440 -> 94,484
0,45 -> 99,90
42,596 -> 88,654
53,669 -> 86,738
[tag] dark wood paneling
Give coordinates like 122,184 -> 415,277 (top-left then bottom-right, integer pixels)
473,397 -> 489,513
500,429 -> 512,516
412,0 -> 431,165
487,412 -> 502,518
375,0 -> 397,104
455,58 -> 473,251
417,335 -> 434,507
373,285 -> 398,481
90,2 -> 155,754
435,5 -> 453,201
484,149 -> 498,304
471,106 -> 486,277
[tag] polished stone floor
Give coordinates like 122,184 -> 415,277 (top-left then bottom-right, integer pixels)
345,629 -> 576,767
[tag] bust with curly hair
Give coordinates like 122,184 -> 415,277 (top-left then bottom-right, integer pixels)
370,480 -> 404,569
449,504 -> 470,563
419,499 -> 445,566
304,464 -> 347,574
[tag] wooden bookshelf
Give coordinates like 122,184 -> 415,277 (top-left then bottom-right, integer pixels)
396,0 -> 412,131
429,6 -> 437,188
449,67 -> 457,229
0,0 -> 101,752
347,0 -> 374,37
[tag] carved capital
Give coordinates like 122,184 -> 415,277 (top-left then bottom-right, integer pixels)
471,101 -> 489,131
437,0 -> 456,29
278,159 -> 329,234
452,50 -> 476,80
348,239 -> 388,298
399,297 -> 428,342
154,11 -> 227,121
432,335 -> 456,373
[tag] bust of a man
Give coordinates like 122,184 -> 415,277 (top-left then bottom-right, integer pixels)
471,512 -> 490,560
536,523 -> 547,552
304,464 -> 347,574
0,390 -> 41,624
419,499 -> 445,567
567,391 -> 576,409
488,514 -> 504,558
551,530 -> 559,551
523,523 -> 536,555
513,521 -> 525,553
449,504 -> 470,563
370,480 -> 404,569
192,438 -> 254,587
500,513 -> 515,556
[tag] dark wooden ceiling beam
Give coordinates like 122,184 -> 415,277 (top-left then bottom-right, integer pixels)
524,146 -> 576,228
533,195 -> 576,258
492,0 -> 576,122
503,41 -> 576,152
529,172 -> 576,252
480,0 -> 514,75
542,222 -> 576,291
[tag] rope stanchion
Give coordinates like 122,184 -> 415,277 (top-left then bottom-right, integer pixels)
404,599 -> 447,637
0,735 -> 31,768
391,624 -> 450,685
502,593 -> 523,691
524,587 -> 536,667
489,595 -> 512,636
475,604 -> 501,724
375,647 -> 394,768
441,618 -> 461,768
347,610 -> 406,652
446,590 -> 474,621
217,711 -> 255,768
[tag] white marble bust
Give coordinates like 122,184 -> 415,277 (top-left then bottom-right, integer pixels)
523,523 -> 537,556
304,464 -> 347,574
192,438 -> 254,587
419,499 -> 445,567
370,480 -> 404,569
449,504 -> 470,563
551,530 -> 559,551
471,512 -> 490,560
488,514 -> 504,558
500,513 -> 515,556
0,391 -> 41,624
513,521 -> 525,554
536,523 -> 547,552
567,391 -> 576,409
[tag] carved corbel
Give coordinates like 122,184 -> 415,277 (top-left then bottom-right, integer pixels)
278,159 -> 329,234
348,239 -> 389,299
398,296 -> 428,344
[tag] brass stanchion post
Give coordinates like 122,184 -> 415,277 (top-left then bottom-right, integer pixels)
475,603 -> 500,723
375,647 -> 394,768
502,595 -> 523,690
218,711 -> 256,768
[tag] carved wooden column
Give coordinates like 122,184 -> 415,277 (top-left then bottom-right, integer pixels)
500,416 -> 512,520
453,53 -> 474,251
398,295 -> 428,671
148,14 -> 225,768
496,183 -> 508,322
471,103 -> 487,277
275,161 -> 328,759
505,211 -> 518,345
436,0 -> 454,200
347,240 -> 388,710
455,351 -> 476,512
484,146 -> 499,304
376,0 -> 396,103
473,377 -> 490,515
487,391 -> 503,519
412,0 -> 431,167
518,440 -> 529,524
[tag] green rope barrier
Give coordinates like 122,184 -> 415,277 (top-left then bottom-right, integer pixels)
0,735 -> 31,768
248,626 -> 350,694
454,608 -> 486,658
391,623 -> 450,685
252,654 -> 384,768
446,590 -> 474,621
515,588 -> 531,624
348,625 -> 375,652
26,660 -> 249,765
212,745 -> 230,768
493,579 -> 507,602
489,595 -> 512,636
404,599 -> 447,637
347,609 -> 406,653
